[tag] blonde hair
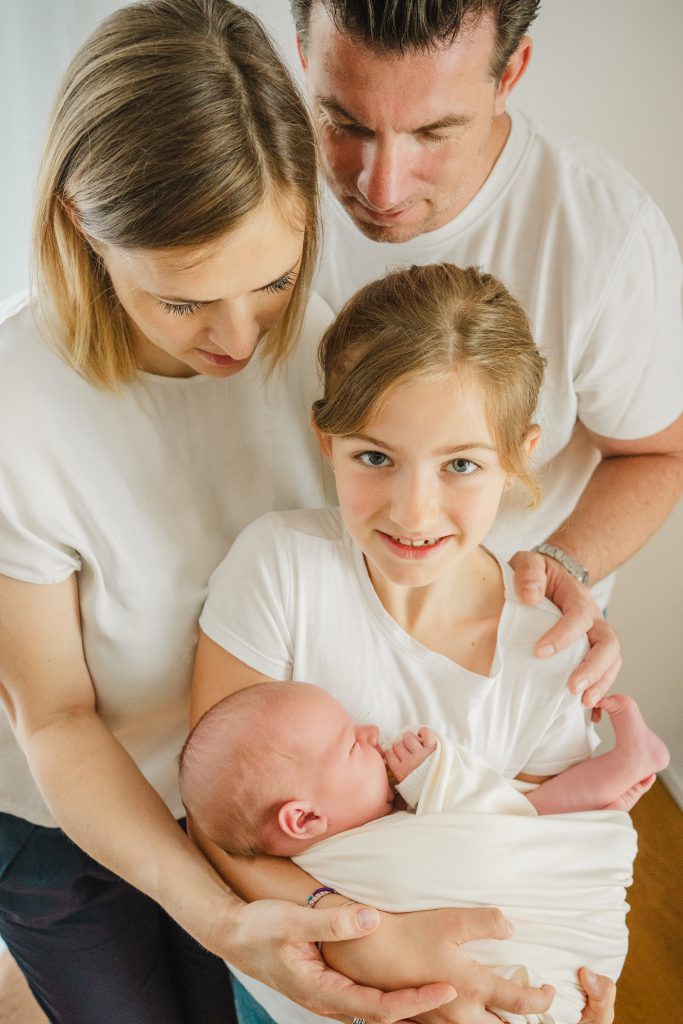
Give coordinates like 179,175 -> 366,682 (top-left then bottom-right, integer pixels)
313,263 -> 545,501
32,0 -> 319,389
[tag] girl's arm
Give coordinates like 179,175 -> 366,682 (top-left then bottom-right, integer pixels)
0,573 -> 453,1024
190,630 -> 556,1022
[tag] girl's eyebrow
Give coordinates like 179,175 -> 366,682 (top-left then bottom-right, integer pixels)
344,433 -> 497,454
151,263 -> 299,305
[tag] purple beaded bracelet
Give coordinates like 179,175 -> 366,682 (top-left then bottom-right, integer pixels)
306,886 -> 337,908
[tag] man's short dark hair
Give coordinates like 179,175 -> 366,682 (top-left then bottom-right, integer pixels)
290,0 -> 541,79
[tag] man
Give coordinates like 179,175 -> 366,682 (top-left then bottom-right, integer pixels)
288,0 -> 683,706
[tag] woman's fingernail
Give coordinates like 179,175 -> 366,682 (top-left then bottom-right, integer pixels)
356,908 -> 379,930
504,917 -> 515,936
538,643 -> 555,657
584,970 -> 598,991
574,678 -> 589,694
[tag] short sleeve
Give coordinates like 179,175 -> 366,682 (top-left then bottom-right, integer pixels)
522,678 -> 599,778
574,198 -> 683,440
0,472 -> 81,584
199,514 -> 294,679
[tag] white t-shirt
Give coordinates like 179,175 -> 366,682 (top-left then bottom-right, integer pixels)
0,292 -> 334,826
315,109 -> 683,608
200,506 -> 597,1023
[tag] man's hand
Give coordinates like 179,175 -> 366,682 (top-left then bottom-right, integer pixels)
323,906 -> 554,1024
225,898 -> 456,1024
578,968 -> 616,1023
509,550 -> 621,713
385,728 -> 438,783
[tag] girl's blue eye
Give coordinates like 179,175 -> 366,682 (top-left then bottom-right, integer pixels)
359,451 -> 390,467
157,300 -> 202,317
448,458 -> 478,475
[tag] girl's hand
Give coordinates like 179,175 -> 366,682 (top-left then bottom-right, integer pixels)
223,898 -> 456,1024
509,549 -> 621,714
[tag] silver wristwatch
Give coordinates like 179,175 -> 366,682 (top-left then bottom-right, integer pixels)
533,543 -> 590,586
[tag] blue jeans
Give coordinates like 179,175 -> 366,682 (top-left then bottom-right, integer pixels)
232,976 -> 280,1024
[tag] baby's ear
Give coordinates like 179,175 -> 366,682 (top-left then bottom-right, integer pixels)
278,800 -> 328,842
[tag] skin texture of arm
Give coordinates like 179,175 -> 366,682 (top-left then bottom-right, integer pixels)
0,573 -> 457,1024
511,413 -> 683,707
190,631 -> 557,1022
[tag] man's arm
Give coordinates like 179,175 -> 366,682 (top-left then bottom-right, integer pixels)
511,413 -> 683,705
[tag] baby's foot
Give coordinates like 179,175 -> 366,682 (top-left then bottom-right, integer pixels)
605,774 -> 656,812
384,728 -> 438,783
597,695 -> 670,778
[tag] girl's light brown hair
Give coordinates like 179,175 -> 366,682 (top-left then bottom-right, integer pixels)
32,0 -> 319,389
313,263 -> 545,501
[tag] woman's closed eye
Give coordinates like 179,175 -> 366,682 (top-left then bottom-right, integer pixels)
156,299 -> 203,317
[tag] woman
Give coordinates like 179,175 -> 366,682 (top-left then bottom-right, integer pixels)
0,1 -> 617,1022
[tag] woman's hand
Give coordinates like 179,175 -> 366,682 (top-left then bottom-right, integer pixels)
322,906 -> 554,1024
223,898 -> 456,1023
578,969 -> 616,1024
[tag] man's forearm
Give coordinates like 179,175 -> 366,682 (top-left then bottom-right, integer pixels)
546,451 -> 683,584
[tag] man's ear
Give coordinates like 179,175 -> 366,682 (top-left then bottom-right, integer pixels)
494,36 -> 533,115
278,800 -> 328,841
525,423 -> 541,456
310,414 -> 333,461
296,33 -> 308,73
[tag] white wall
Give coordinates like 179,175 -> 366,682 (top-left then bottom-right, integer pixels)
1,0 -> 681,787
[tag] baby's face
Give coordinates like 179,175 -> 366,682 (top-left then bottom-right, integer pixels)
286,685 -> 395,835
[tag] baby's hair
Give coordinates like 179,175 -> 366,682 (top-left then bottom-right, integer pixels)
179,681 -> 302,858
313,263 -> 546,502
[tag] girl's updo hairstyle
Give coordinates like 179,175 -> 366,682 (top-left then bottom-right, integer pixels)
33,0 -> 319,389
313,263 -> 546,502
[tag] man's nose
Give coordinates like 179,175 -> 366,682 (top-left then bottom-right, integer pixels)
356,136 -> 412,211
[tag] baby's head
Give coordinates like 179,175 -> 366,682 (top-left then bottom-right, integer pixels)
179,682 -> 394,857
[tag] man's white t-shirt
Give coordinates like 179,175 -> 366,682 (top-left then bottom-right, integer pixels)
0,292 -> 334,826
315,109 -> 683,608
200,506 -> 597,1024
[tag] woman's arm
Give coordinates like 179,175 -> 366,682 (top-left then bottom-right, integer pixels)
190,630 -> 556,1022
0,574 -> 454,1024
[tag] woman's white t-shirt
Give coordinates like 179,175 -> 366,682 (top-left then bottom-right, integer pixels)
0,292 -> 334,826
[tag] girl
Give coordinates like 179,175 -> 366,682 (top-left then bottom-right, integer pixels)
192,262 -> 624,1024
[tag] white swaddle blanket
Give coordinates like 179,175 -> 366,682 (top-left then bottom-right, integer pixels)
296,736 -> 637,1024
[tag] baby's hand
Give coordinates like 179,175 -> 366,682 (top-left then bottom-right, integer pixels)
384,728 -> 438,783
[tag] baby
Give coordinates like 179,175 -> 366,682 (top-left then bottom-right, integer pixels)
179,680 -> 668,858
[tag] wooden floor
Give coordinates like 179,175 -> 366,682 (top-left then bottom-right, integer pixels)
0,780 -> 681,1023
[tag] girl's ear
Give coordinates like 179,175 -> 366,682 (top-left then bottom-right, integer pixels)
524,424 -> 541,456
310,414 -> 333,461
278,800 -> 328,842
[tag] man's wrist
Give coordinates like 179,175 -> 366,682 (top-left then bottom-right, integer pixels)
533,542 -> 591,586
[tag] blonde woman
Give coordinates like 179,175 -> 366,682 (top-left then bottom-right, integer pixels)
0,2 -> 459,1022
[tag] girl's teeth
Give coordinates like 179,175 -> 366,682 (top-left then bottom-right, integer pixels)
391,536 -> 439,547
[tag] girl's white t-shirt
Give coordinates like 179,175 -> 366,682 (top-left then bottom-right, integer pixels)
200,506 -> 597,1024
0,292 -> 334,826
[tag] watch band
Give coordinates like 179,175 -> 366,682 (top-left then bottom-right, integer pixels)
533,543 -> 590,586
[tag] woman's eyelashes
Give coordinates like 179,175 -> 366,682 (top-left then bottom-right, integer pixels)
355,452 -> 481,475
155,271 -> 297,317
447,458 -> 479,475
357,451 -> 391,468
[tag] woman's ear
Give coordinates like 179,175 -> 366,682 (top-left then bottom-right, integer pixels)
524,424 -> 541,456
310,414 -> 333,461
278,800 -> 328,842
